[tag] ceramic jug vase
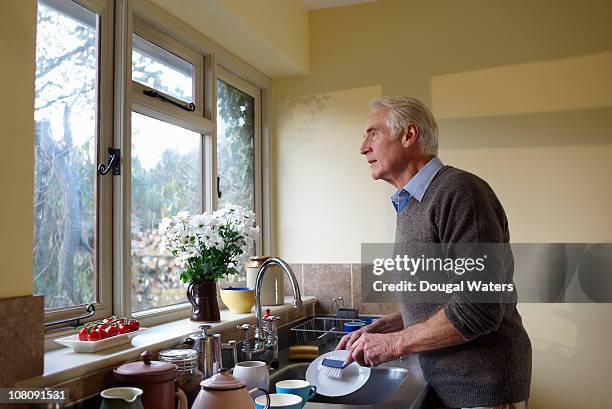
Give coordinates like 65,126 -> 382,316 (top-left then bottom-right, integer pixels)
191,369 -> 270,409
100,387 -> 144,409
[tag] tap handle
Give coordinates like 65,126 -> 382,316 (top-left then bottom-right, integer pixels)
263,315 -> 281,330
200,324 -> 212,335
237,324 -> 252,348
237,323 -> 252,334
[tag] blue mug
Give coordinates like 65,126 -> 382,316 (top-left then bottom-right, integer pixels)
275,380 -> 316,408
343,321 -> 365,332
255,393 -> 302,409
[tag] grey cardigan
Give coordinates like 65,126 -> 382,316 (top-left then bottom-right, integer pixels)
395,165 -> 531,408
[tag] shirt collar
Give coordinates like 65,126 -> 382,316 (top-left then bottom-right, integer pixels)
391,156 -> 444,206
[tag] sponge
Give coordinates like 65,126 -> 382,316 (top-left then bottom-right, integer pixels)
289,345 -> 319,360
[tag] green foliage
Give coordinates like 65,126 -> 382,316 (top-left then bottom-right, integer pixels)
175,225 -> 247,283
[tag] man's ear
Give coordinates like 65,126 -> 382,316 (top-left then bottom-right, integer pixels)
401,123 -> 419,147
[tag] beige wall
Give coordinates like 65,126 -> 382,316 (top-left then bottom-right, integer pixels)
218,0 -> 309,73
271,0 -> 612,407
0,0 -> 37,299
150,0 -> 309,76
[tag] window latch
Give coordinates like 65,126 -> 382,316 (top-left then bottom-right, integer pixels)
143,89 -> 196,112
44,303 -> 96,329
98,148 -> 121,176
217,176 -> 222,199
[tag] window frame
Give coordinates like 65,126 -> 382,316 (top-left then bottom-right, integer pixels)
37,0 -> 115,328
131,17 -> 209,133
40,0 -> 272,335
125,17 -> 215,321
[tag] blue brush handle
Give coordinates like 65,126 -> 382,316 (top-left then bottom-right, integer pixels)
322,358 -> 350,369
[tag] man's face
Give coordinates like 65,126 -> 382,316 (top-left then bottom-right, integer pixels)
360,108 -> 407,184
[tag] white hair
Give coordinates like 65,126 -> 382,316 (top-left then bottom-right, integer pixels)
370,96 -> 439,156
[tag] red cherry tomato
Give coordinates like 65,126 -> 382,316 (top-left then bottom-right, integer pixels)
127,320 -> 140,332
87,329 -> 102,341
96,324 -> 108,338
78,327 -> 89,341
104,325 -> 119,338
118,323 -> 129,334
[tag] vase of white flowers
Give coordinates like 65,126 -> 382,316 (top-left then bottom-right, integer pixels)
158,205 -> 259,322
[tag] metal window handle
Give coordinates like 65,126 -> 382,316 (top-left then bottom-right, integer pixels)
217,176 -> 222,199
98,148 -> 120,176
143,89 -> 196,112
44,303 -> 96,328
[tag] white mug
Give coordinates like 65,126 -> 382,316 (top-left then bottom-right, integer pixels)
233,360 -> 269,397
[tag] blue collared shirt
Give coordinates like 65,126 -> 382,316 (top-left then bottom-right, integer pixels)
391,156 -> 444,214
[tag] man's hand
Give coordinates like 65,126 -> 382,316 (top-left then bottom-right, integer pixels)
335,326 -> 368,351
345,332 -> 404,367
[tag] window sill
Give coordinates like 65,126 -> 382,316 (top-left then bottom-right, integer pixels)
20,296 -> 316,388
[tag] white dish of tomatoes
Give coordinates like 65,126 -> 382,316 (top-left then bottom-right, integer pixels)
55,318 -> 144,353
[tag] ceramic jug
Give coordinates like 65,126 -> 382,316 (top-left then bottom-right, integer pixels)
191,369 -> 270,409
100,387 -> 144,409
114,351 -> 188,409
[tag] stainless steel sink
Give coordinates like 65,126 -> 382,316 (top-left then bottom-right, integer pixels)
269,362 -> 426,408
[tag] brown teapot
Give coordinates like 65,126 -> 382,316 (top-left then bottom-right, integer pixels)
191,369 -> 270,409
114,351 -> 188,409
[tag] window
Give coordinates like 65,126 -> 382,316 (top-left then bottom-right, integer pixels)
34,0 -> 112,321
129,20 -> 211,315
132,34 -> 194,103
34,0 -> 268,326
216,68 -> 262,269
130,112 -> 201,312
216,79 -> 255,211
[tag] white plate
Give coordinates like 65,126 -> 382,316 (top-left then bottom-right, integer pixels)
305,350 -> 371,397
55,328 -> 145,353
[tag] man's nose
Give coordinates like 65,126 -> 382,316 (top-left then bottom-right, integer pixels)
360,139 -> 371,155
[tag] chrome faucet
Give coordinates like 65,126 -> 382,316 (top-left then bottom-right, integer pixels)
247,257 -> 302,359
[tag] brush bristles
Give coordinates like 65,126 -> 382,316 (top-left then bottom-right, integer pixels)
317,353 -> 346,379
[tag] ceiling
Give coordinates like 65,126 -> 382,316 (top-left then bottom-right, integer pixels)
300,0 -> 378,10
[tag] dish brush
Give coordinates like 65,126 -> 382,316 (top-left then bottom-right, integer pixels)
317,353 -> 350,379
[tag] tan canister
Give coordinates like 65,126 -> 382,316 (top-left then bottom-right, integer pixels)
246,256 -> 285,306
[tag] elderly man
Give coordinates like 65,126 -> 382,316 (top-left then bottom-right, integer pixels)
337,97 -> 531,409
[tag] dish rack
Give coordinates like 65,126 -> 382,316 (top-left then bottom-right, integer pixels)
291,316 -> 365,353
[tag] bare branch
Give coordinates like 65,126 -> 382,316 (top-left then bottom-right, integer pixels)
36,38 -> 94,79
35,86 -> 94,111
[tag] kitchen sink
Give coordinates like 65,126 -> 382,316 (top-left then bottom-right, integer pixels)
269,362 -> 411,406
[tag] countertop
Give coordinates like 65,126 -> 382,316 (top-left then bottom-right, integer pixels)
19,296 -> 317,388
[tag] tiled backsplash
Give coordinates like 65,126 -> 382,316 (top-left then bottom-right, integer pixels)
287,264 -> 399,316
0,295 -> 44,387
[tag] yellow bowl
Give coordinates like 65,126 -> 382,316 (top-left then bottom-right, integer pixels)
220,287 -> 255,314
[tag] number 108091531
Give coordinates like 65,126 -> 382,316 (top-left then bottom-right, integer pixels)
0,388 -> 68,403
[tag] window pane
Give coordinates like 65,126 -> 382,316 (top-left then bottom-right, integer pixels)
132,34 -> 193,103
33,0 -> 98,309
216,79 -> 255,212
131,112 -> 201,312
216,80 -> 256,276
